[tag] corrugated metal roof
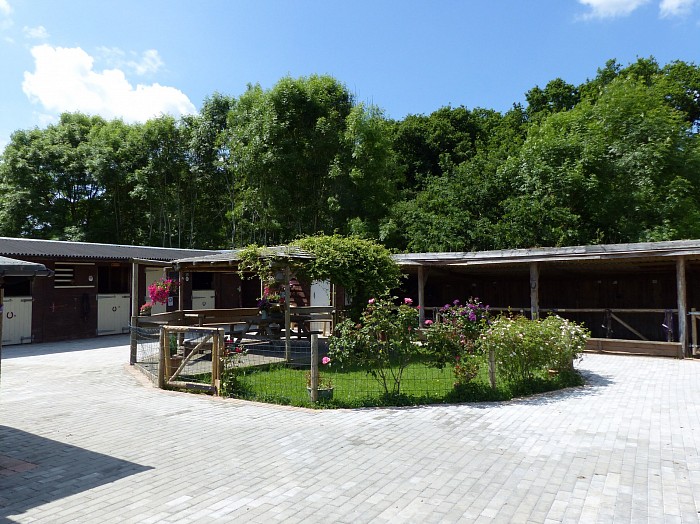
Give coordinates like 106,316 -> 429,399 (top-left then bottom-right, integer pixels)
173,245 -> 316,268
0,256 -> 51,277
393,239 -> 700,267
0,237 -> 221,262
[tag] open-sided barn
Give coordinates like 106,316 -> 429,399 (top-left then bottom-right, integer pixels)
396,240 -> 700,358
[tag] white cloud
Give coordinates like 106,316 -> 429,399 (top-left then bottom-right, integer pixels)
0,0 -> 11,17
23,25 -> 48,39
579,0 -> 697,17
22,45 -> 196,123
579,0 -> 650,18
97,46 -> 163,76
660,0 -> 697,16
128,49 -> 164,75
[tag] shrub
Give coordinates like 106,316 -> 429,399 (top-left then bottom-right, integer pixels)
480,314 -> 588,383
540,315 -> 589,372
329,296 -> 420,395
422,298 -> 490,386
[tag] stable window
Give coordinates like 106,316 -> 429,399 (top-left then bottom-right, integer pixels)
98,265 -> 129,293
3,276 -> 31,297
192,272 -> 213,290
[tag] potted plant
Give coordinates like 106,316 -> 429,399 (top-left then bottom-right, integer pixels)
139,301 -> 153,316
257,278 -> 285,319
306,356 -> 333,400
148,277 -> 178,306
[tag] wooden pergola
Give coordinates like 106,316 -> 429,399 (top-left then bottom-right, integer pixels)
170,245 -> 316,358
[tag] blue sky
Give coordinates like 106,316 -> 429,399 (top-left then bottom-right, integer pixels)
1,0 -> 699,150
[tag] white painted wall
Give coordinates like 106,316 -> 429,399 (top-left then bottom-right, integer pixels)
310,280 -> 331,335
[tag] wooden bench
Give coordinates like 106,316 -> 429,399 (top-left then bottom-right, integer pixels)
288,306 -> 335,338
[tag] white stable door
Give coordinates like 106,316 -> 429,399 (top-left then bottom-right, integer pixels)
2,296 -> 33,345
97,294 -> 131,335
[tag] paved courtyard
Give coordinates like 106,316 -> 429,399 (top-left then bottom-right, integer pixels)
1,336 -> 700,523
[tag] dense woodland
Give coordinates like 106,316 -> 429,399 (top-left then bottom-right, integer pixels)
2,57 -> 700,252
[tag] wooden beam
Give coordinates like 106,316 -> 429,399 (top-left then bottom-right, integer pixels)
130,261 -> 139,365
529,262 -> 539,320
284,265 -> 291,361
677,256 -> 687,358
0,286 -> 4,380
178,272 -> 185,312
692,308 -> 698,357
610,313 -> 648,341
417,266 -> 426,326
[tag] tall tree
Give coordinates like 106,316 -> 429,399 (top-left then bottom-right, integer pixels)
0,113 -> 108,240
501,75 -> 700,246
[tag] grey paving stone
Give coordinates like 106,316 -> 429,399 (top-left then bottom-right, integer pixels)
3,337 -> 700,522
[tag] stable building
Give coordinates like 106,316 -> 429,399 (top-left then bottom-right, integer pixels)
0,238 -> 221,345
396,240 -> 700,357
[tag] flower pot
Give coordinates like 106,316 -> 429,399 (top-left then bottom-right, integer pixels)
140,311 -> 151,316
307,387 -> 334,401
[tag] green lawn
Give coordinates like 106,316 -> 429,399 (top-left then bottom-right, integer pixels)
222,360 -> 584,408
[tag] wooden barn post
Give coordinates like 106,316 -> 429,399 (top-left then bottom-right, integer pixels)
0,284 -> 4,380
677,256 -> 687,358
130,261 -> 139,365
284,265 -> 291,361
417,265 -> 426,326
529,262 -> 540,320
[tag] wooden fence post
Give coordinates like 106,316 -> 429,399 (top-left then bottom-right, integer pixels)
130,261 -> 139,365
310,334 -> 319,402
212,328 -> 222,394
488,348 -> 496,389
158,327 -> 166,389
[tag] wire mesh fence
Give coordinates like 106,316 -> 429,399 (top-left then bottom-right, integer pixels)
133,324 -> 161,383
132,324 -> 459,406
223,338 -> 457,407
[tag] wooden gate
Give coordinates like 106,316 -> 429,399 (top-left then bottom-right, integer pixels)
159,326 -> 224,395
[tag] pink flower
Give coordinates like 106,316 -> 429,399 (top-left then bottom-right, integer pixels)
404,297 -> 413,305
424,319 -> 433,326
321,356 -> 331,365
368,298 -> 375,304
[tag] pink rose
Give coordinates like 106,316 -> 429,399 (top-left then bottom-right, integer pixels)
322,356 -> 331,365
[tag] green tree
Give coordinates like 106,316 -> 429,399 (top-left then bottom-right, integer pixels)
292,234 -> 402,318
0,113 -> 108,240
502,75 -> 700,246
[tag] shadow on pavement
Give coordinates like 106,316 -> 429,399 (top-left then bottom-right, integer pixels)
1,335 -> 130,359
0,425 -> 152,519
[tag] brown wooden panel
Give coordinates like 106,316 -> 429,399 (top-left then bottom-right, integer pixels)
585,338 -> 681,357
